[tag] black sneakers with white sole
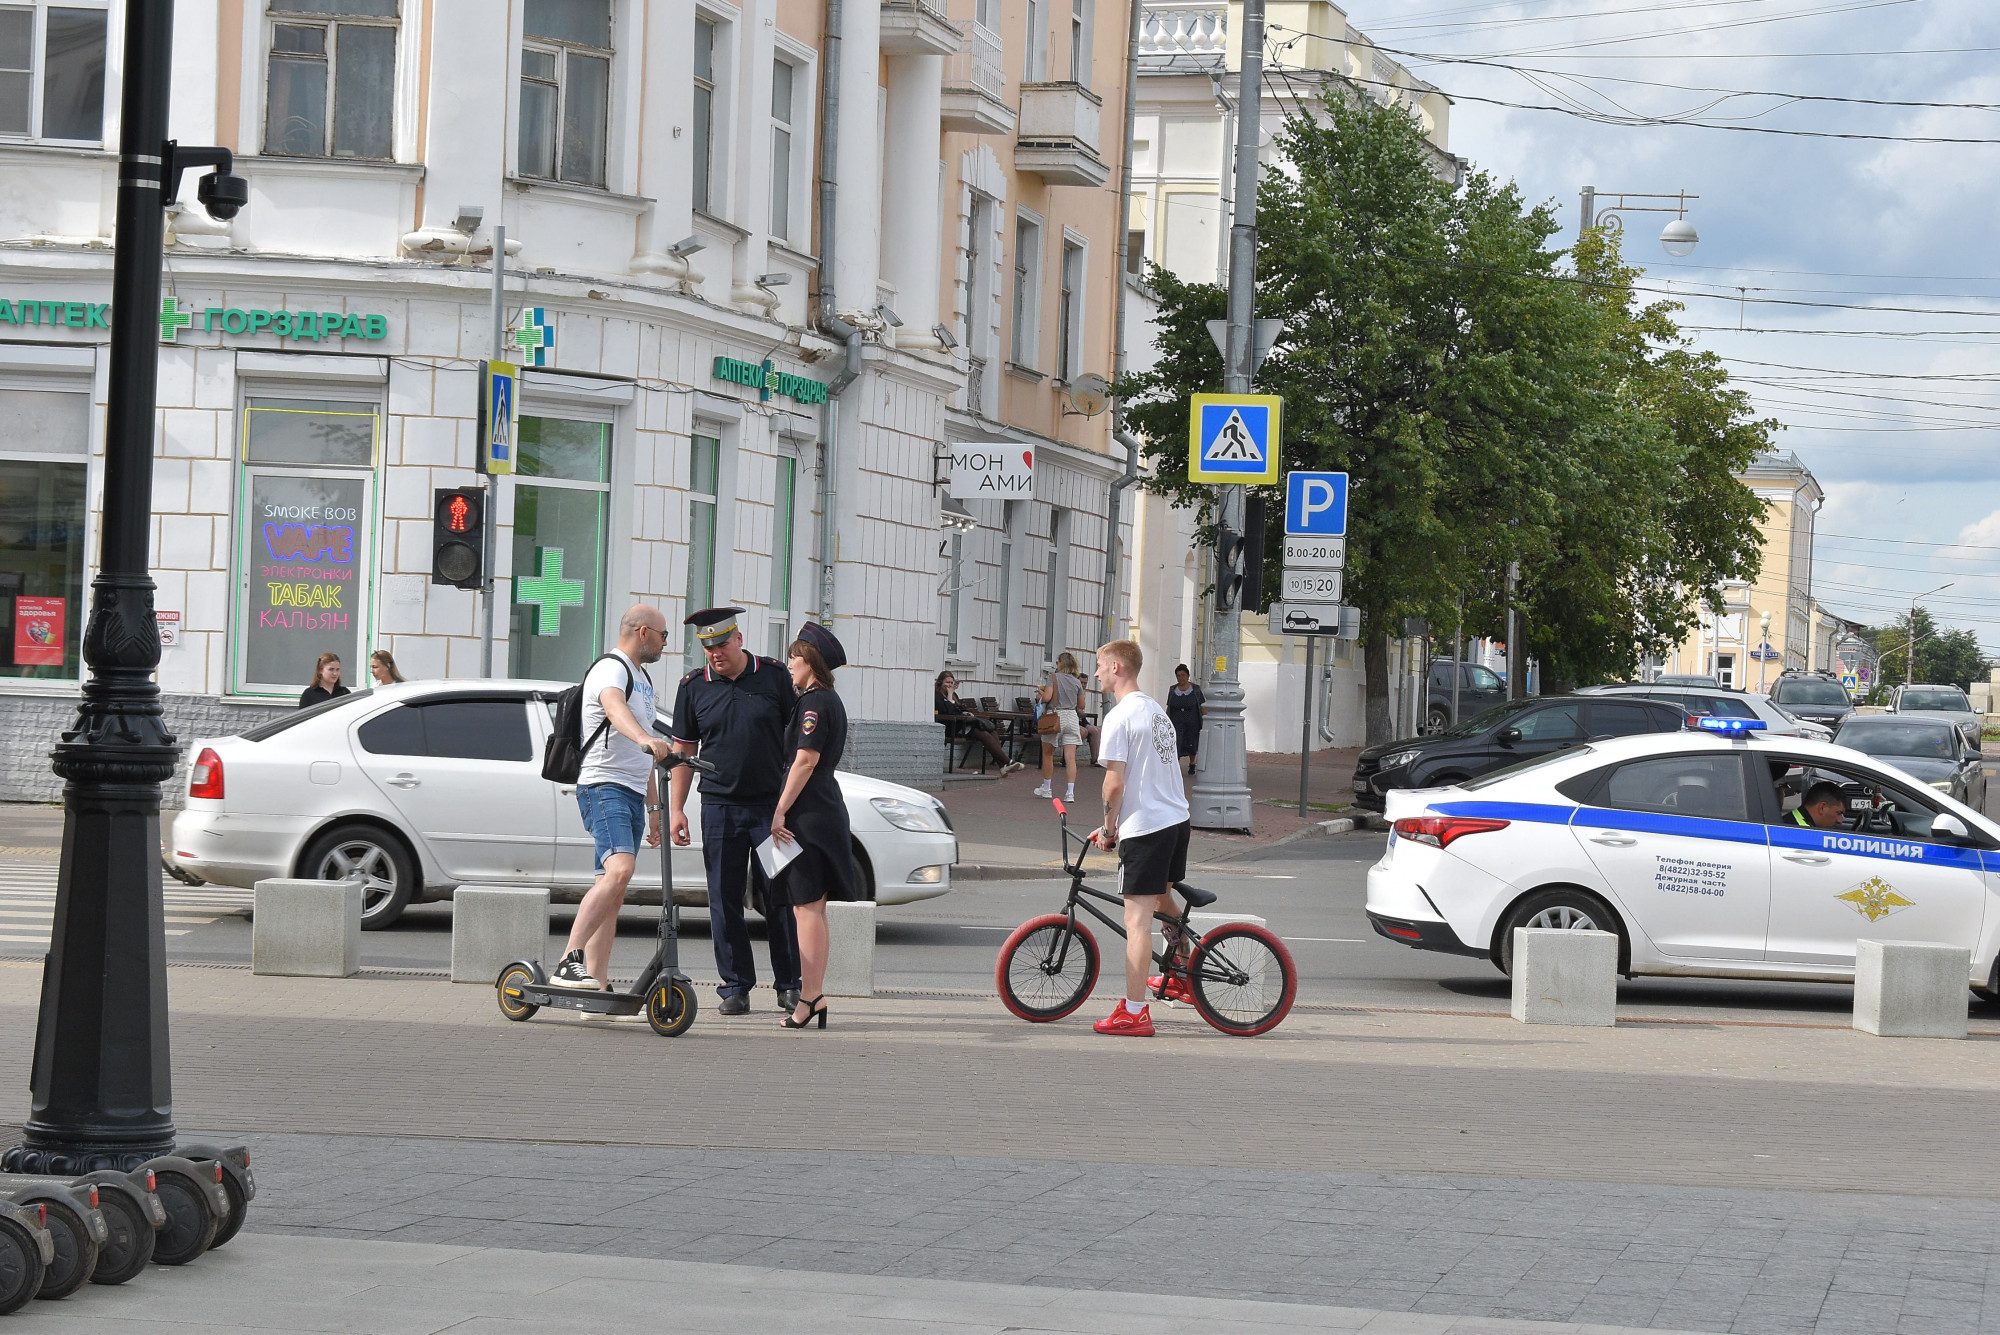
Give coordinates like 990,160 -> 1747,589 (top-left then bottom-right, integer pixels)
548,949 -> 599,989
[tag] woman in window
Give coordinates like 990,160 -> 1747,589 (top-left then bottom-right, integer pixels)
1034,652 -> 1086,801
299,653 -> 350,708
1167,663 -> 1206,775
769,623 -> 856,1031
369,650 -> 406,686
935,671 -> 1024,774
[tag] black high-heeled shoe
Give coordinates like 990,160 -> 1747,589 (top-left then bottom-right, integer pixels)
782,995 -> 828,1030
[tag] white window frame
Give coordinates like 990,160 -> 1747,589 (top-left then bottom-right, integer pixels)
1010,209 -> 1043,369
1042,506 -> 1070,666
0,363 -> 96,690
0,0 -> 109,145
261,0 -> 401,161
1068,0 -> 1090,85
996,498 -> 1023,668
518,0 -> 615,188
228,386 -> 384,700
767,439 -> 804,657
691,7 -> 736,219
1057,233 -> 1086,382
1022,0 -> 1045,82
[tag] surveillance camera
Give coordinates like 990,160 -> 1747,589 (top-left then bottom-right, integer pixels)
197,169 -> 249,221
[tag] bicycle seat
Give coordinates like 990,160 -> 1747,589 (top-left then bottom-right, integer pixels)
1175,882 -> 1216,908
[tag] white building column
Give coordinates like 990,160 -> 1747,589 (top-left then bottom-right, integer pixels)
832,0 -> 882,315
631,0 -> 697,285
404,2 -> 509,256
879,54 -> 945,347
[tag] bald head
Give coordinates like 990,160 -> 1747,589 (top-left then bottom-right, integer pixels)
619,603 -> 667,664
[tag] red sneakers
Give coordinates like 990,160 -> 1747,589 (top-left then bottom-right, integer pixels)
1093,1002 -> 1156,1036
1147,973 -> 1195,1005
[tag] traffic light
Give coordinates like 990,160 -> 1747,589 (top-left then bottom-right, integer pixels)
1215,526 -> 1244,611
1212,495 -> 1267,612
432,487 -> 484,588
1239,495 -> 1266,613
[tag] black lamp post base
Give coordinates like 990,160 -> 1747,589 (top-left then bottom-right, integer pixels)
1,1136 -> 177,1176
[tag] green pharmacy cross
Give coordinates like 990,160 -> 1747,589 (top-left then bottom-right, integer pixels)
159,296 -> 193,342
515,547 -> 585,636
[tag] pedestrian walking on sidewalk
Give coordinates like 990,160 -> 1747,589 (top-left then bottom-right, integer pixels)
548,605 -> 675,991
769,622 -> 857,1030
1086,639 -> 1192,1038
368,649 -> 407,685
669,606 -> 803,1016
1034,653 -> 1086,801
1167,664 -> 1205,775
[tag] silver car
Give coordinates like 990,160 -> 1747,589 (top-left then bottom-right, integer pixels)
1891,684 -> 1982,746
1586,684 -> 1832,741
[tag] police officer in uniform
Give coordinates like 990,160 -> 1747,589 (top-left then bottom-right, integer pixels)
668,607 -> 801,1015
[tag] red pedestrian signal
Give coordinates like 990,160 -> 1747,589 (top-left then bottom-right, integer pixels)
432,487 -> 485,588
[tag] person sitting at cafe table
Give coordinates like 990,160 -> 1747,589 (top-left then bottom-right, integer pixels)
935,671 -> 1025,775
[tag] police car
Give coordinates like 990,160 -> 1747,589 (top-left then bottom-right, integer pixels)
1365,718 -> 2000,995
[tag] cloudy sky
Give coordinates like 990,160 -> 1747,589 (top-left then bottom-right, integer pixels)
1337,0 -> 2000,656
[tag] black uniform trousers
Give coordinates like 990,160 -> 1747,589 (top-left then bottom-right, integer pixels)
701,799 -> 802,998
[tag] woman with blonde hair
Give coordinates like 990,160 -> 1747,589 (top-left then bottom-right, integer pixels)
1034,651 -> 1085,801
369,649 -> 406,686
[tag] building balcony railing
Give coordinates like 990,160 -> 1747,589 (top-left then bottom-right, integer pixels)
1138,6 -> 1226,66
942,20 -> 1015,135
882,0 -> 962,58
1015,81 -> 1108,187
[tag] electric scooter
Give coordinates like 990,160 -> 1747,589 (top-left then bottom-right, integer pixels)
495,752 -> 712,1037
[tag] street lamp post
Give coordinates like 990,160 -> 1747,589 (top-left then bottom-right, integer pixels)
1758,609 -> 1772,692
1908,584 -> 1953,685
1578,187 -> 1700,256
1187,0 -> 1266,831
4,0 -> 243,1174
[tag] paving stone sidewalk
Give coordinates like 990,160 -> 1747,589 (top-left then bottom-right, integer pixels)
219,1132 -> 2000,1335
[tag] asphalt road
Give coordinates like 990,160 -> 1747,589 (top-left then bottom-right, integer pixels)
2,795 -> 1989,1024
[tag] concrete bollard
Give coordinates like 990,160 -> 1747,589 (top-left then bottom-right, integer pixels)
1854,939 -> 1969,1038
1511,928 -> 1618,1026
823,900 -> 876,997
252,878 -> 360,978
450,886 -> 551,984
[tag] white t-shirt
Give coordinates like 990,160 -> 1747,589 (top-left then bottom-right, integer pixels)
578,650 -> 657,796
1098,690 -> 1189,840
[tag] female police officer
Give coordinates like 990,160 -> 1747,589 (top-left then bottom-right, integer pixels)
768,622 -> 856,1030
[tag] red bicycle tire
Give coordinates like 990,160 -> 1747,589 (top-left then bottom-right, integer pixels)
1189,923 -> 1298,1036
995,914 -> 1100,1022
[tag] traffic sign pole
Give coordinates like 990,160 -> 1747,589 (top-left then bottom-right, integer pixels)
1188,0 -> 1267,832
482,226 -> 504,679
1298,634 -> 1314,819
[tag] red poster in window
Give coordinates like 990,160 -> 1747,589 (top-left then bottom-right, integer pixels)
14,597 -> 65,666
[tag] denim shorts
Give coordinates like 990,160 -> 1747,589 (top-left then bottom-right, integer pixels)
576,782 -> 646,872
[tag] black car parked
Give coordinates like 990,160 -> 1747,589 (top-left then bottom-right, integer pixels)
1423,659 -> 1508,733
1352,694 -> 1689,811
1768,672 -> 1853,731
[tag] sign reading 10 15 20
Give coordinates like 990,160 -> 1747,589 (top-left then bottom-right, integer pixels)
1188,394 -> 1280,484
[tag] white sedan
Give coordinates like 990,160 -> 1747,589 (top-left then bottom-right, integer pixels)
169,679 -> 958,927
1365,721 -> 2000,994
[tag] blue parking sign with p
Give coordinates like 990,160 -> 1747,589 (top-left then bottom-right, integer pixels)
1188,393 -> 1281,483
1285,471 -> 1348,536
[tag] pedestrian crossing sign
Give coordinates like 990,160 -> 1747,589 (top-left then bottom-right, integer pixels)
1188,393 -> 1281,483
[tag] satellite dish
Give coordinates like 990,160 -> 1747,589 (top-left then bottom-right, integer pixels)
1065,373 -> 1111,418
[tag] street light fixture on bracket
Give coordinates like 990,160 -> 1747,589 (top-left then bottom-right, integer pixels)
1578,186 -> 1699,257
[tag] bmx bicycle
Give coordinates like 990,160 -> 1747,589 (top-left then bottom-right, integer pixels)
993,799 -> 1297,1036
494,751 -> 712,1037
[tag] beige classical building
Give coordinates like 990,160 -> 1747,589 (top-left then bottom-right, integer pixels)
1121,0 -> 1453,749
1655,451 -> 1824,690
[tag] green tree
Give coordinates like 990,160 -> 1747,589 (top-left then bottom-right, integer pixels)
1121,92 -> 1770,740
1867,606 -> 1987,691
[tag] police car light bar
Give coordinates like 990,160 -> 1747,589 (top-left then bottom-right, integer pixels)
1694,717 -> 1767,736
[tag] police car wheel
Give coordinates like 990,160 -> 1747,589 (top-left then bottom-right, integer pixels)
1495,888 -> 1626,977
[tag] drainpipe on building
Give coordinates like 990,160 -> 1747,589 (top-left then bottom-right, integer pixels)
814,0 -> 845,623
1097,0 -> 1146,648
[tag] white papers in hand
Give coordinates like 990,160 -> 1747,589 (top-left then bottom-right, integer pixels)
757,833 -> 802,879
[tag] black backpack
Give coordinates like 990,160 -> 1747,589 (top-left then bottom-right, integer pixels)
541,653 -> 636,783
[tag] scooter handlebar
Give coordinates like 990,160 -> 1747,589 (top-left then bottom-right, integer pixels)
661,752 -> 716,775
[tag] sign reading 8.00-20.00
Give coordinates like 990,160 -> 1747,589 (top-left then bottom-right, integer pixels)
244,474 -> 364,691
